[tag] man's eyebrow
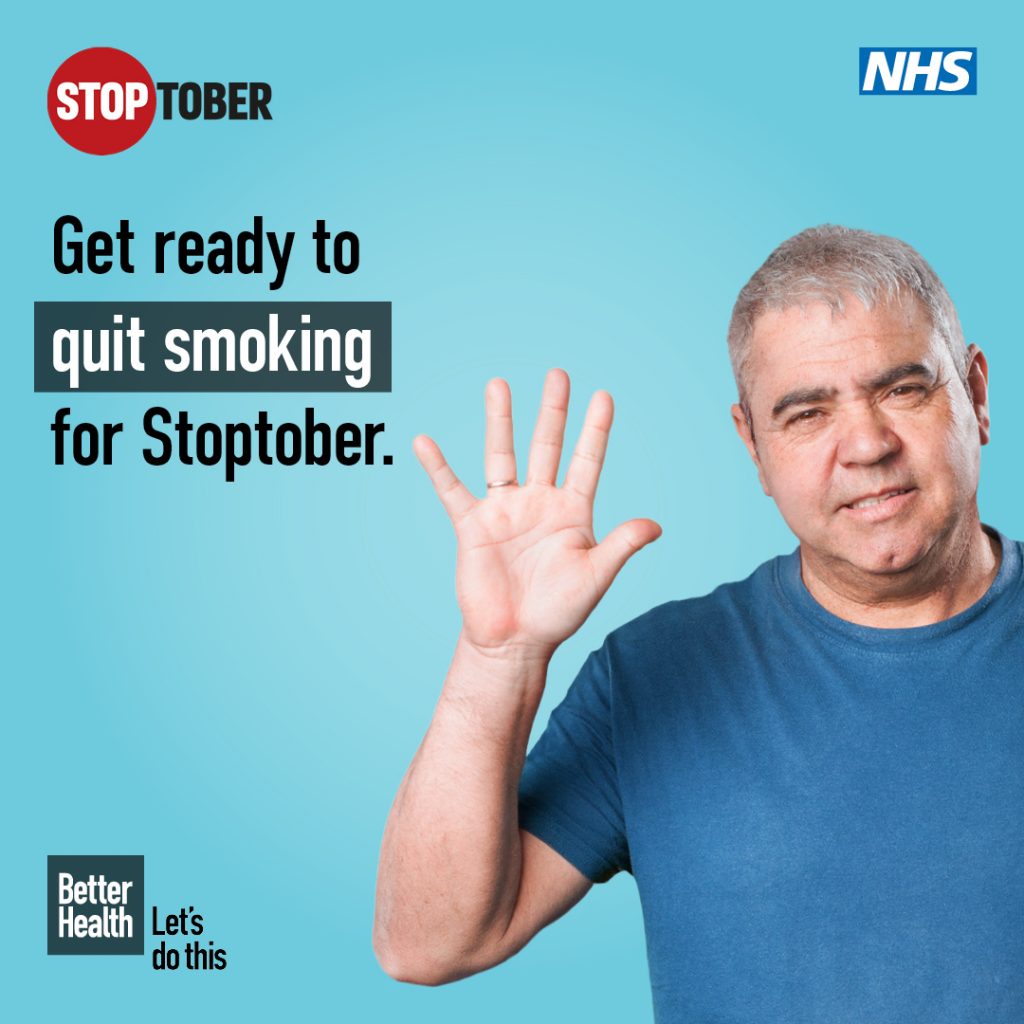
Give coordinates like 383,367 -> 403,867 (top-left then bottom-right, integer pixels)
771,387 -> 837,420
769,362 -> 938,421
863,361 -> 936,392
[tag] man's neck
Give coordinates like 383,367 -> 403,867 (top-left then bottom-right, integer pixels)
799,520 -> 1001,629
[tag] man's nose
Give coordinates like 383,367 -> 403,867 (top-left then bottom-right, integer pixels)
836,402 -> 901,466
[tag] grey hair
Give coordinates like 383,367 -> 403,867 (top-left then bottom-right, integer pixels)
727,225 -> 968,406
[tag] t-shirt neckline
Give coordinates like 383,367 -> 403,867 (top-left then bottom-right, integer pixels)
773,526 -> 1021,651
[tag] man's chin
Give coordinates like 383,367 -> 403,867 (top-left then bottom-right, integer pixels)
816,527 -> 932,578
845,550 -> 925,577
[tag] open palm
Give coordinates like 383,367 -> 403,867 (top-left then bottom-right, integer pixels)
414,369 -> 661,657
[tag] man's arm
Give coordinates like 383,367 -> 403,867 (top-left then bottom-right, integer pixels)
373,636 -> 591,984
373,369 -> 660,984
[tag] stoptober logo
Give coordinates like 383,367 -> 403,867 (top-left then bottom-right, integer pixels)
48,47 -> 272,154
47,855 -> 144,955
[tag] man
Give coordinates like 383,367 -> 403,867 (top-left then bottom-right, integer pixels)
374,225 -> 1022,1021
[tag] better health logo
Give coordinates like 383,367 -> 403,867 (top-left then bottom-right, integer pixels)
48,47 -> 272,155
47,855 -> 145,955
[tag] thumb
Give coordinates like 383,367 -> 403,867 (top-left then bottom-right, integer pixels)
589,518 -> 662,591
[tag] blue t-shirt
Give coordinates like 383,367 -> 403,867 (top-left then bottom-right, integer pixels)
519,529 -> 1024,1023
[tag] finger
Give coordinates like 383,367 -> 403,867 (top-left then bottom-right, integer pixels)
588,519 -> 662,592
484,377 -> 517,489
563,390 -> 614,500
413,434 -> 476,521
526,368 -> 570,485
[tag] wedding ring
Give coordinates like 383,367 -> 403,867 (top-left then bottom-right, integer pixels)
486,479 -> 517,488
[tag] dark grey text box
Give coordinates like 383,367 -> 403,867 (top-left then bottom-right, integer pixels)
34,301 -> 391,392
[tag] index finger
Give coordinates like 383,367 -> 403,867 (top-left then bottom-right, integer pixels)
563,390 -> 614,501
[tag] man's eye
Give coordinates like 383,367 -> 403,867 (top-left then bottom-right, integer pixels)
888,384 -> 928,402
787,409 -> 823,426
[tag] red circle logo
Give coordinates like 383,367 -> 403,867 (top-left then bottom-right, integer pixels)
48,48 -> 156,155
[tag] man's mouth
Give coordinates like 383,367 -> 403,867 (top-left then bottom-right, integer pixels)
843,487 -> 916,511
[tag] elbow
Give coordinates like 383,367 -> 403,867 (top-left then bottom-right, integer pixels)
372,923 -> 471,987
374,946 -> 457,987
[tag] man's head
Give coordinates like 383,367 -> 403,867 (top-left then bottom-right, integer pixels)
728,225 -> 991,582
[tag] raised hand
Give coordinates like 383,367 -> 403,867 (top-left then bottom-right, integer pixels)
414,369 -> 661,659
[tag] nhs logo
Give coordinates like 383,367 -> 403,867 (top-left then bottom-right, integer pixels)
859,48 -> 977,94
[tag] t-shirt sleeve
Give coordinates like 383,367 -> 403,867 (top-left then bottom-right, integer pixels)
518,644 -> 630,883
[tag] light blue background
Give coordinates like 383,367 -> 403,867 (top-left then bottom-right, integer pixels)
5,2 -> 1022,1020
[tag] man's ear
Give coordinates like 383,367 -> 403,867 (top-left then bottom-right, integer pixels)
964,344 -> 991,445
731,402 -> 771,496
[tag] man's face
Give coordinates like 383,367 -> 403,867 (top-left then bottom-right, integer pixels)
731,293 -> 990,579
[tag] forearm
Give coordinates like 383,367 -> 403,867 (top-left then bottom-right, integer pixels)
374,632 -> 551,983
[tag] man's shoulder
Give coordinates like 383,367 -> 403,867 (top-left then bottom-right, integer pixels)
601,529 -> 1024,656
604,551 -> 787,652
